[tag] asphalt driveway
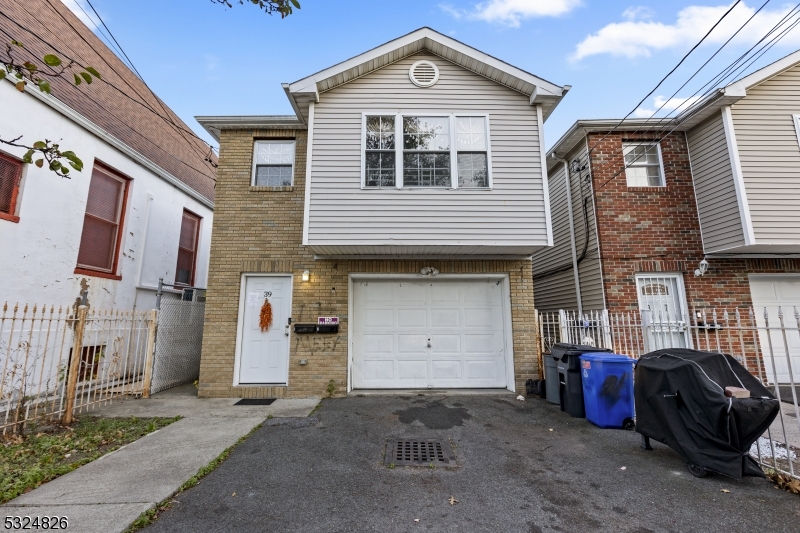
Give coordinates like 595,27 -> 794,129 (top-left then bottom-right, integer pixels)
143,394 -> 800,533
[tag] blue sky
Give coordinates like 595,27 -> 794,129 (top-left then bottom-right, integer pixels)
63,0 -> 800,149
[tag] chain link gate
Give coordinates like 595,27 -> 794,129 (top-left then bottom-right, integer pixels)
149,279 -> 206,395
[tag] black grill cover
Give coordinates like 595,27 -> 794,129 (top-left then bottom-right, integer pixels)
634,348 -> 780,479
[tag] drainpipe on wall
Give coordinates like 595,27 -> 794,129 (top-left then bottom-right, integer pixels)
133,193 -> 155,308
555,157 -> 583,315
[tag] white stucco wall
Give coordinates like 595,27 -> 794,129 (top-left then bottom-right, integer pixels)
0,80 -> 214,309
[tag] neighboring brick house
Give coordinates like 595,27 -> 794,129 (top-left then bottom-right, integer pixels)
533,50 -> 800,379
195,28 -> 569,398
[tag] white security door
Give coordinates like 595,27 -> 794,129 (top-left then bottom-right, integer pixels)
636,274 -> 691,350
238,275 -> 292,384
749,276 -> 800,384
352,279 -> 507,389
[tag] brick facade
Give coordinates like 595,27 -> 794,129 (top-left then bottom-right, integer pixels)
587,131 -> 800,312
198,129 -> 539,398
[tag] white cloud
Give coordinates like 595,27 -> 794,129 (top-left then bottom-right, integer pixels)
441,0 -> 583,27
572,2 -> 800,61
633,95 -> 703,118
61,0 -> 100,30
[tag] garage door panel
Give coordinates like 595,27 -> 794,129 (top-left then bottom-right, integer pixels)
352,279 -> 507,389
365,309 -> 394,327
398,309 -> 427,327
749,276 -> 800,384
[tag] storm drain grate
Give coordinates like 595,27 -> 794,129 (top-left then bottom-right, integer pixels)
234,398 -> 276,405
385,438 -> 455,466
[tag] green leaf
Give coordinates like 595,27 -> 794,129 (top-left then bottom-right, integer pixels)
43,54 -> 62,67
37,80 -> 51,93
80,72 -> 92,84
33,141 -> 46,149
61,166 -> 70,175
35,159 -> 44,168
289,0 -> 300,8
22,149 -> 34,164
23,61 -> 37,71
74,73 -> 81,85
68,161 -> 83,172
84,66 -> 101,79
49,160 -> 62,171
11,39 -> 23,47
0,69 -> 5,80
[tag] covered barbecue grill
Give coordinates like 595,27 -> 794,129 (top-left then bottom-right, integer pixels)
634,348 -> 780,479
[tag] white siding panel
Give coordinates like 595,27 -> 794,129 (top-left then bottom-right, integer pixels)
686,111 -> 746,252
731,64 -> 800,245
307,52 -> 547,250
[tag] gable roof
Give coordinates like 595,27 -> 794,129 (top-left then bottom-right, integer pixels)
548,47 -> 800,163
284,27 -> 569,123
0,0 -> 216,204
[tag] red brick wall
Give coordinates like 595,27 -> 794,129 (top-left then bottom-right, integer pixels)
586,131 -> 800,313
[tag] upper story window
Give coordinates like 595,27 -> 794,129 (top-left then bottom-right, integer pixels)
76,164 -> 129,276
365,116 -> 396,188
175,210 -> 201,286
253,140 -> 295,186
623,142 -> 665,187
363,114 -> 492,190
0,151 -> 23,223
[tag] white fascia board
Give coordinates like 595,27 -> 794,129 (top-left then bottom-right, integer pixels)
13,78 -> 214,210
536,105 -> 553,247
725,49 -> 800,94
282,83 -> 307,125
287,27 -> 563,97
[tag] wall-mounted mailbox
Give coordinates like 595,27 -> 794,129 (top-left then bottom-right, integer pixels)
293,324 -> 316,334
317,324 -> 339,334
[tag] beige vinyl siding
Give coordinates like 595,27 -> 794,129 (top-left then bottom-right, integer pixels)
307,52 -> 548,250
533,143 -> 604,312
686,112 -> 746,252
731,63 -> 800,245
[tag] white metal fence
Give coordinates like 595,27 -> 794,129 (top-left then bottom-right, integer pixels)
537,306 -> 800,481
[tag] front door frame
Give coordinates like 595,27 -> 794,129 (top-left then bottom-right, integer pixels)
232,272 -> 293,386
347,273 -> 515,393
634,272 -> 692,350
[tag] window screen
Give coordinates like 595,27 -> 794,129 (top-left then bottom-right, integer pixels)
175,210 -> 201,285
456,117 -> 488,188
76,166 -> 127,273
0,152 -> 23,217
253,141 -> 295,186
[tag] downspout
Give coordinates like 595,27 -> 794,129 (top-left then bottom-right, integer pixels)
556,158 -> 582,314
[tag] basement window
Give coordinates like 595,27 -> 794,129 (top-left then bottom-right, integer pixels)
623,142 -> 665,187
253,140 -> 295,186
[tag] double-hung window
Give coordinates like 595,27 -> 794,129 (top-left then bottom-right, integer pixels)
365,116 -> 396,187
76,164 -> 129,276
175,210 -> 201,286
253,140 -> 295,186
623,142 -> 665,187
363,114 -> 491,189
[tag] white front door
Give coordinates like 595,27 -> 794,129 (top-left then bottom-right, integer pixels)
352,278 -> 508,389
636,274 -> 690,350
238,275 -> 292,384
749,275 -> 800,384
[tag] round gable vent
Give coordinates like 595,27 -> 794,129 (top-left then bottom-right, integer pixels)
409,60 -> 440,88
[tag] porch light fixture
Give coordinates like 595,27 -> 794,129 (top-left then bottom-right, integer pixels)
302,270 -> 310,282
694,258 -> 709,277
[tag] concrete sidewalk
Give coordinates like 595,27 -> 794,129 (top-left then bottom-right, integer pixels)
1,385 -> 319,533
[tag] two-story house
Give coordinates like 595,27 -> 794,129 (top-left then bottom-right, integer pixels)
0,0 -> 215,309
533,49 -> 800,381
196,28 -> 569,398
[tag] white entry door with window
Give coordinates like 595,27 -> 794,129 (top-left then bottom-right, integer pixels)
749,275 -> 800,384
237,275 -> 292,384
636,273 -> 691,350
352,278 -> 508,389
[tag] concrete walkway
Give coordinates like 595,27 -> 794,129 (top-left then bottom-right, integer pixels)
1,385 -> 319,533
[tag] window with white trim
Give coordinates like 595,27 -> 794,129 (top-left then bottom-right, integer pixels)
623,142 -> 664,187
362,114 -> 492,189
252,140 -> 295,186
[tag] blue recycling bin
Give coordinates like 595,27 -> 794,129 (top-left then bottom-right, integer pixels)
579,353 -> 636,429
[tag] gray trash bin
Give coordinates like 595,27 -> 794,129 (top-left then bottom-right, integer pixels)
544,353 -> 559,404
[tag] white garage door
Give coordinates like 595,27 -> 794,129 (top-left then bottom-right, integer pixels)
352,278 -> 508,389
749,275 -> 800,384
